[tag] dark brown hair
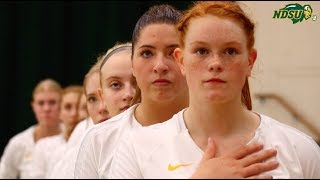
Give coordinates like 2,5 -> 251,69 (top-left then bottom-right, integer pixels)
130,4 -> 182,104
132,4 -> 182,57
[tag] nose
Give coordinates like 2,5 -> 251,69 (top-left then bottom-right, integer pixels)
71,108 -> 78,118
208,55 -> 224,72
43,103 -> 51,112
123,84 -> 135,102
153,55 -> 169,74
98,98 -> 108,115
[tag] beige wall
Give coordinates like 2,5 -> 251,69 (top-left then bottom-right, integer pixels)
241,1 -> 320,141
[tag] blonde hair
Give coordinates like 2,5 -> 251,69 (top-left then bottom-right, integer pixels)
99,42 -> 132,71
32,78 -> 62,102
83,56 -> 104,95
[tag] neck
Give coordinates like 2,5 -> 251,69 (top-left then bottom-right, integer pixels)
34,123 -> 61,143
184,99 -> 259,154
135,98 -> 188,126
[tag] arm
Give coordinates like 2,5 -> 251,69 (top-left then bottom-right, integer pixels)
0,139 -> 21,178
191,138 -> 278,179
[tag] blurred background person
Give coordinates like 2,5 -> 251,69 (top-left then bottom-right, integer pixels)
25,85 -> 83,178
77,91 -> 88,123
0,79 -> 62,178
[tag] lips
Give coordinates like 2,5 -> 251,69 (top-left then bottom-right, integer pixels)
205,78 -> 226,83
152,79 -> 171,85
98,117 -> 110,123
120,105 -> 130,111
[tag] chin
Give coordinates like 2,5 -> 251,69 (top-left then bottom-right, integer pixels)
205,93 -> 228,101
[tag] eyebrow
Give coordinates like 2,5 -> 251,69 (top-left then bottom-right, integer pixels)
190,40 -> 242,46
105,76 -> 121,81
190,41 -> 208,46
138,44 -> 179,49
86,93 -> 97,96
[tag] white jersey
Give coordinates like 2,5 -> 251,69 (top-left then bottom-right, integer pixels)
109,109 -> 320,179
74,104 -> 141,178
0,125 -> 36,179
47,118 -> 94,179
25,133 -> 66,178
67,117 -> 94,148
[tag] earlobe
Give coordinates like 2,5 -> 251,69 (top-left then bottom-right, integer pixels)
247,49 -> 257,76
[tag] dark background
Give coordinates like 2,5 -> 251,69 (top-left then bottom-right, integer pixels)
0,1 -> 191,157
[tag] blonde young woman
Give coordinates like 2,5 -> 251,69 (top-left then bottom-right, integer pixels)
49,42 -> 135,178
26,85 -> 83,178
74,42 -> 136,178
0,79 -> 62,179
109,1 -> 320,179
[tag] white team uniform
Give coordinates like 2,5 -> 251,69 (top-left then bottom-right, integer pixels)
47,117 -> 94,179
109,109 -> 320,179
25,133 -> 66,178
74,104 -> 141,178
0,125 -> 36,179
67,117 -> 94,148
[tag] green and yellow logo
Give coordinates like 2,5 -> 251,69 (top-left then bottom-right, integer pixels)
273,3 -> 317,24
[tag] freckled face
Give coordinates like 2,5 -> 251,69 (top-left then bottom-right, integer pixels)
181,15 -> 255,104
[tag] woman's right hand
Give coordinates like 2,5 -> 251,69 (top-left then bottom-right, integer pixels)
190,138 -> 279,179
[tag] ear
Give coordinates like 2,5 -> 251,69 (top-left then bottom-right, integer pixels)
173,47 -> 185,76
247,48 -> 257,77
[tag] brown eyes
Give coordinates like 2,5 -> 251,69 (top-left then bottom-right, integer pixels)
140,49 -> 175,58
64,103 -> 72,111
110,82 -> 122,90
140,50 -> 153,58
87,96 -> 97,103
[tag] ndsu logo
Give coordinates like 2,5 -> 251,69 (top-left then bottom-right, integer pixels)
273,3 -> 317,24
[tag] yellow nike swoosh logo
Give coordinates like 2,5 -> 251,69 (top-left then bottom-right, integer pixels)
168,163 -> 193,171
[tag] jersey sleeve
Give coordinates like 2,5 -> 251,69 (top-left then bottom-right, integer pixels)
296,137 -> 320,178
74,128 -> 99,178
109,132 -> 143,178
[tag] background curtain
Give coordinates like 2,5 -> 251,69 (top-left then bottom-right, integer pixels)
0,1 -> 191,156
